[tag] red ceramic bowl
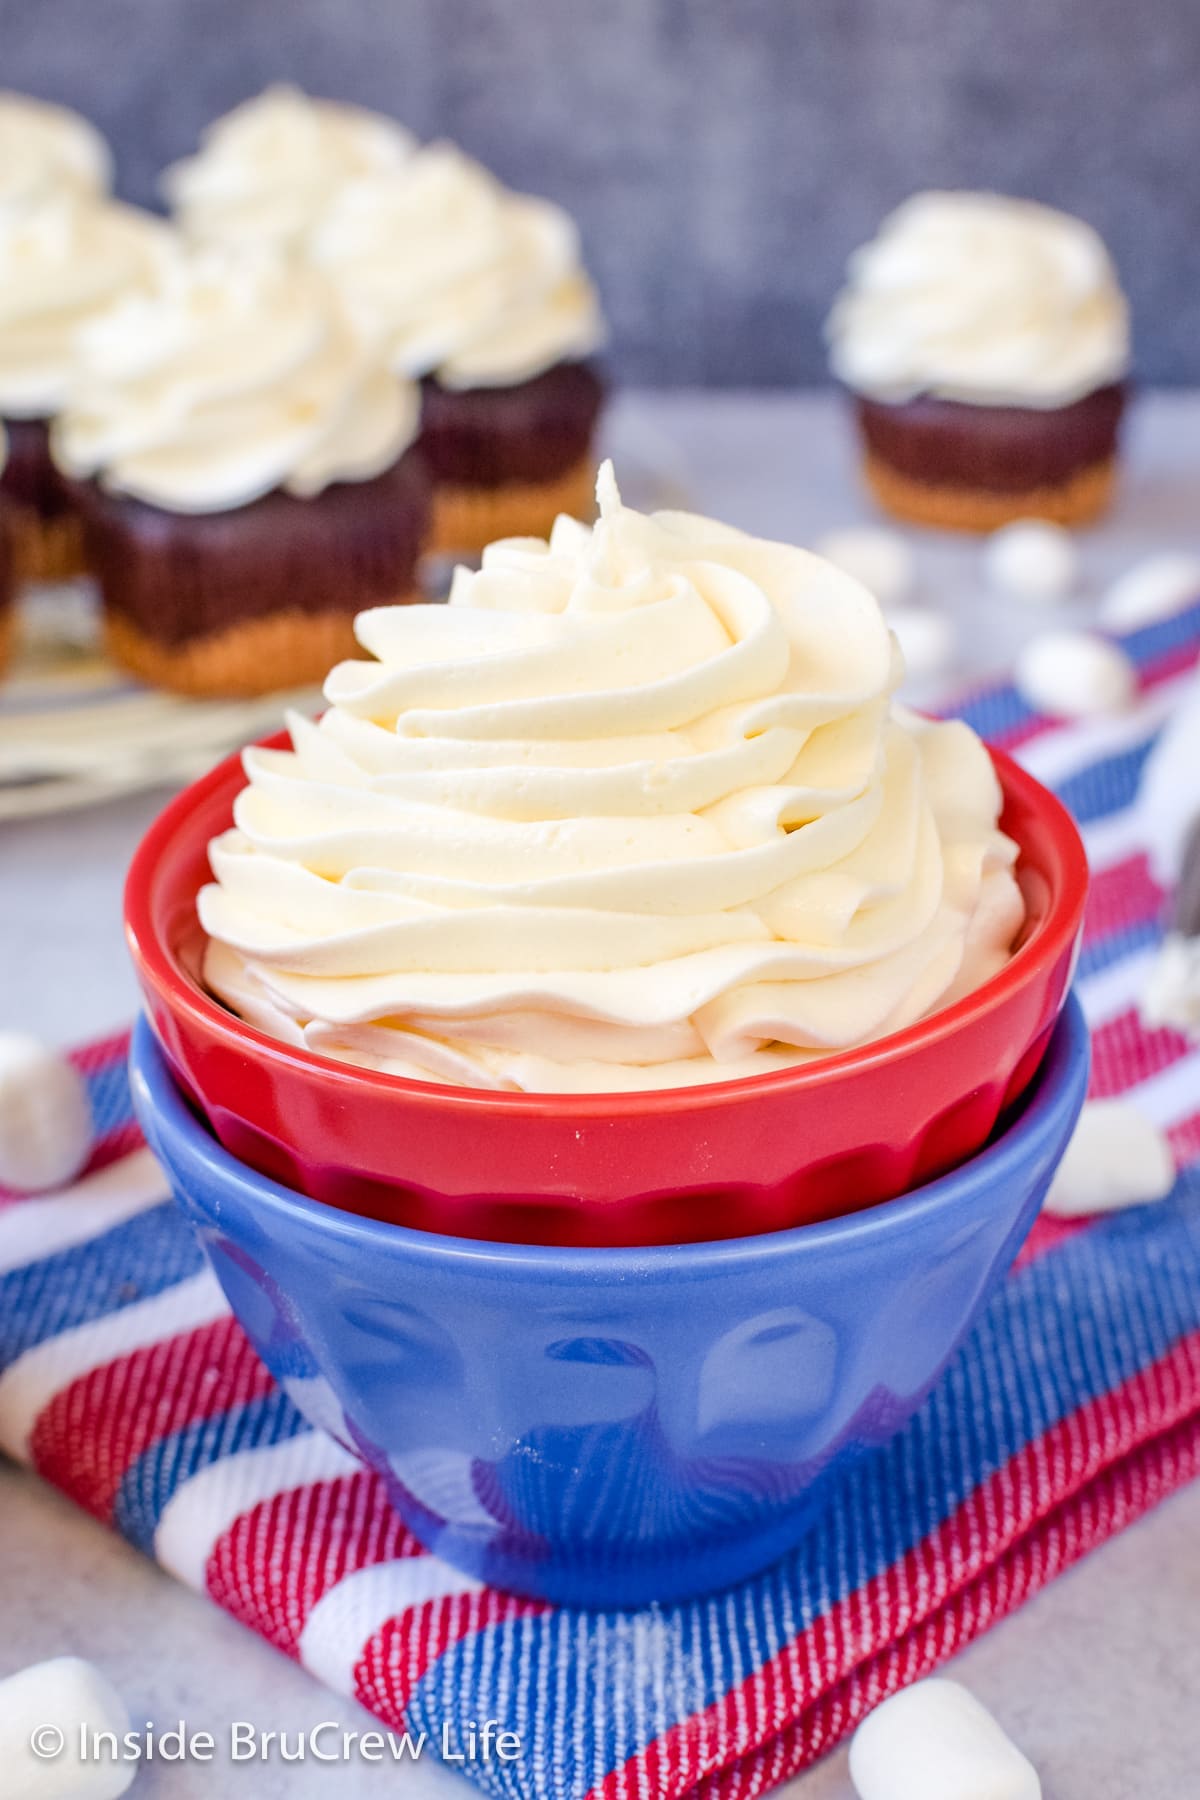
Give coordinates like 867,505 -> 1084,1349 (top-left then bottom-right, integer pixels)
125,732 -> 1088,1247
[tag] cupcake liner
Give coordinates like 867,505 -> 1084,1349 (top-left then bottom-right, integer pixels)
4,499 -> 88,585
430,455 -> 597,554
862,451 -> 1118,532
1,417 -> 88,584
105,601 -> 421,698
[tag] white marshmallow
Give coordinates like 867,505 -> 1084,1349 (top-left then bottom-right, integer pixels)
1137,672 -> 1200,886
1043,1099 -> 1176,1218
984,519 -> 1078,604
1099,552 -> 1200,632
1140,934 -> 1200,1039
0,1657 -> 134,1799
813,526 -> 915,610
849,1678 -> 1040,1800
1013,629 -> 1135,718
889,607 -> 958,681
0,1034 -> 94,1193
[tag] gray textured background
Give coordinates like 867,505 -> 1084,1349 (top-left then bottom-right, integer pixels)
4,0 -> 1199,386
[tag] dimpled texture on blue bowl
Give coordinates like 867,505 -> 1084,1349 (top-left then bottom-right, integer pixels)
130,997 -> 1089,1608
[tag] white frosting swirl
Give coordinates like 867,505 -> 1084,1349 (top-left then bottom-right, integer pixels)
52,251 -> 421,513
311,142 -> 605,388
0,197 -> 170,418
0,91 -> 112,211
200,465 -> 1023,1093
163,86 -> 416,253
827,191 -> 1130,409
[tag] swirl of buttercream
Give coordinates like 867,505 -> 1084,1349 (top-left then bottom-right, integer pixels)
52,249 -> 421,512
200,463 -> 1023,1092
826,190 -> 1130,409
0,196 -> 171,418
0,91 -> 112,212
311,141 -> 605,388
163,85 -> 416,252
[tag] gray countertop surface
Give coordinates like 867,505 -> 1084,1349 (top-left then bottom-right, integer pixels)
3,389 -> 1200,1797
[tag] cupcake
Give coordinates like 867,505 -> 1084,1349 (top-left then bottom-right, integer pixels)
0,97 -> 166,584
52,251 -> 430,697
309,143 -> 606,554
826,192 -> 1131,531
198,461 -> 1025,1092
162,85 -> 416,256
165,97 -> 606,557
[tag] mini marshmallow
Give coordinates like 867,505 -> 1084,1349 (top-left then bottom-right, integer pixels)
1140,934 -> 1200,1039
1138,674 -> 1200,887
1013,629 -> 1135,718
813,526 -> 915,610
984,519 -> 1078,604
1043,1099 -> 1176,1218
0,1657 -> 134,1799
1099,552 -> 1200,632
0,1033 -> 94,1193
848,1678 -> 1040,1800
889,607 -> 958,681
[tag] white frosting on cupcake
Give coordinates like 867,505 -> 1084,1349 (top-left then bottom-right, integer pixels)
0,196 -> 170,417
165,91 -> 603,391
0,91 -> 112,211
312,142 -> 605,388
52,250 -> 420,513
827,191 -> 1130,409
163,85 -> 416,252
200,464 -> 1023,1093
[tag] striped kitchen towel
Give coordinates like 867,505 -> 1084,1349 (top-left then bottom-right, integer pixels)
2,602 -> 1200,1800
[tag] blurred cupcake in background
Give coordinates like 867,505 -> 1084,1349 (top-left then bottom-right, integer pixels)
163,85 -> 416,255
0,94 -> 167,583
52,250 -> 430,697
165,93 -> 607,554
312,143 -> 607,552
826,191 -> 1131,531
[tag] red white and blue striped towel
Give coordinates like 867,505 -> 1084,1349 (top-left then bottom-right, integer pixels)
2,603 -> 1200,1800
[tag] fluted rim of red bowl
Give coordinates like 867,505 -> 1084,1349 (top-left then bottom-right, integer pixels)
124,730 -> 1089,1119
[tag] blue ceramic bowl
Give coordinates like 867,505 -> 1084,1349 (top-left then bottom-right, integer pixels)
130,997 -> 1089,1608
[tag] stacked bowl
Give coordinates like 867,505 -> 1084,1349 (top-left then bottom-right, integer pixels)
127,737 -> 1089,1607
